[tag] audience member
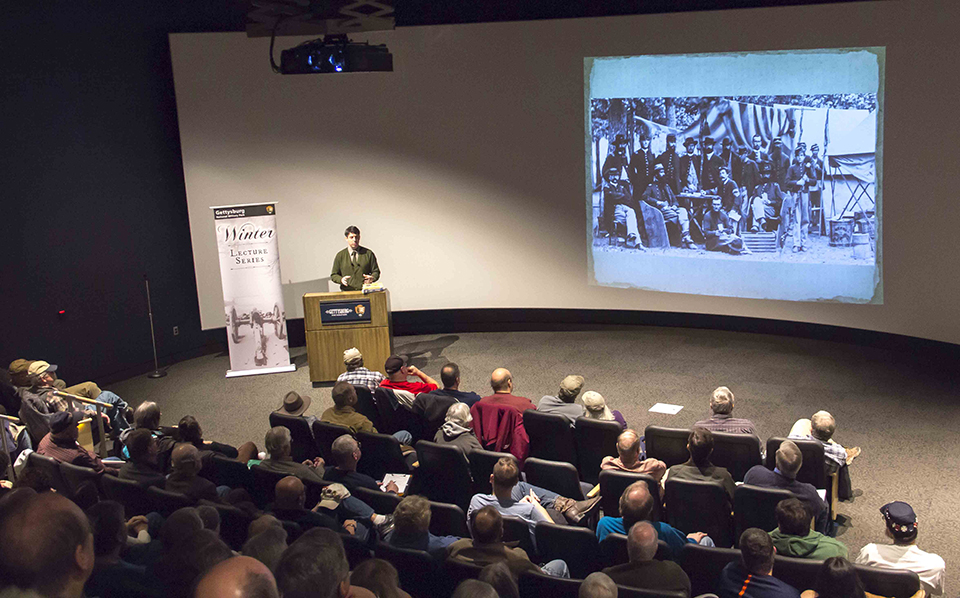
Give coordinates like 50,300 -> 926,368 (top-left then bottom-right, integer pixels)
596,481 -> 710,557
84,501 -> 161,598
194,555 -> 280,598
694,386 -> 758,435
386,494 -> 460,558
381,356 -> 440,396
153,528 -> 233,598
580,572 -> 618,598
37,410 -> 120,473
411,363 -> 480,438
854,501 -> 944,596
274,528 -> 371,598
743,440 -> 828,533
196,504 -> 221,535
119,428 -> 166,487
336,348 -> 386,391
769,498 -> 846,559
259,426 -> 325,483
478,562 -> 519,598
477,368 -> 536,412
22,360 -> 131,434
581,392 -> 627,429
119,401 -> 176,469
717,528 -> 801,598
165,443 -> 221,502
431,362 -> 483,407
600,429 -> 667,480
321,382 -> 412,444
0,491 -> 95,598
537,375 -> 586,424
178,415 -> 258,464
273,391 -> 317,427
788,411 -> 859,499
448,505 -> 569,578
800,557 -> 867,598
665,427 -> 736,500
601,521 -> 691,596
242,524 -> 288,573
268,476 -> 343,533
451,579 -> 499,598
324,434 -> 400,493
434,403 -> 483,458
350,559 -> 411,598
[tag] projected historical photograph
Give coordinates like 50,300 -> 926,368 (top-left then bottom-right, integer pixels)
586,49 -> 883,303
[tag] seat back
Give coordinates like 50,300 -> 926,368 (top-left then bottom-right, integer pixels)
199,500 -> 253,551
414,392 -> 458,442
598,470 -> 661,521
26,452 -> 70,494
534,522 -> 600,578
443,559 -> 484,588
268,412 -> 319,463
356,431 -> 410,481
372,388 -> 422,438
100,474 -> 153,516
855,564 -> 921,598
58,461 -> 102,506
250,464 -> 289,508
428,500 -> 470,538
410,441 -> 473,510
200,454 -> 253,493
518,570 -> 582,598
643,426 -> 691,469
374,542 -> 443,598
353,486 -> 402,515
766,437 -> 826,488
524,457 -> 584,500
353,385 -> 383,431
341,531 -> 373,570
574,417 -> 622,484
311,421 -> 353,463
734,484 -> 796,537
303,476 -> 331,507
501,515 -> 537,561
280,519 -> 303,542
599,534 -> 672,569
146,486 -> 196,517
679,543 -> 741,597
616,587 -> 687,598
772,555 -> 823,593
523,410 -> 578,467
711,432 -> 762,482
468,449 -> 514,495
664,478 -> 734,548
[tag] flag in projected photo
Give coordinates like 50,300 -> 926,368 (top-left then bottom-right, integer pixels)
585,48 -> 883,303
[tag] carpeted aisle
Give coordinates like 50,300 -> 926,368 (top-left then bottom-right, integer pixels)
108,326 -> 959,587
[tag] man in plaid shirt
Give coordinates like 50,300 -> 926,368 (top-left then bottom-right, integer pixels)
336,348 -> 385,391
21,360 -> 130,434
694,386 -> 758,436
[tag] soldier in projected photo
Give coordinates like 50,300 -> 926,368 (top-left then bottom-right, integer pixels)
642,163 -> 696,249
703,196 -> 749,255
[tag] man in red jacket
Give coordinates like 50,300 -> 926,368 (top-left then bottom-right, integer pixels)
477,369 -> 535,412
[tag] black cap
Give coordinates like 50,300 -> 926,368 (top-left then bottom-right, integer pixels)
384,355 -> 405,374
881,501 -> 918,537
50,410 -> 81,434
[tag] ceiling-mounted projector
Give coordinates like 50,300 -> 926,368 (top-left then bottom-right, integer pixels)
279,34 -> 392,74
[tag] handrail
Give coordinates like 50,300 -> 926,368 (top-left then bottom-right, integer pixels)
0,414 -> 22,424
52,391 -> 113,409
52,391 -> 108,458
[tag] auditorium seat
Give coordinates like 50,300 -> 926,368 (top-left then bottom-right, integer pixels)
501,515 -> 537,561
574,417 -> 622,484
444,559 -> 484,587
311,421 -> 353,462
100,474 -> 152,516
679,543 -> 740,597
855,564 -> 921,598
518,570 -> 582,598
598,470 -> 660,520
664,478 -> 734,548
523,410 -> 578,467
428,500 -> 470,538
643,426 -> 691,469
280,519 -> 303,542
535,521 -> 600,579
146,486 -> 196,517
26,452 -> 70,495
58,461 -> 102,507
374,542 -> 445,598
468,449 -> 514,495
302,476 -> 331,507
373,387 -> 422,439
734,484 -> 796,538
269,411 -> 320,463
765,437 -> 826,489
710,431 -> 763,482
198,500 -> 253,551
772,554 -> 823,593
250,463 -> 288,507
341,530 -> 373,570
409,440 -> 474,510
356,431 -> 413,481
200,453 -> 253,493
353,486 -> 402,515
352,385 -> 384,431
524,457 -> 585,500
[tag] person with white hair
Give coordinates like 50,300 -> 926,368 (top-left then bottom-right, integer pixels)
694,386 -> 758,436
581,391 -> 627,430
434,403 -> 483,458
580,572 -> 618,598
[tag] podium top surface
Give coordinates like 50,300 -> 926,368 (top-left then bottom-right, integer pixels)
303,289 -> 389,301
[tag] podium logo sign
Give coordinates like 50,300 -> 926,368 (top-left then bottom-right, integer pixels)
321,300 -> 372,324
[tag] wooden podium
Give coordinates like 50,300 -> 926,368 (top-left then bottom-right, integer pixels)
303,290 -> 392,383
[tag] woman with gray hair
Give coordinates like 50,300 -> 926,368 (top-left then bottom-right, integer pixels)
434,402 -> 482,458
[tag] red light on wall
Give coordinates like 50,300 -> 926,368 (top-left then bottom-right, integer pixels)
59,310 -> 66,314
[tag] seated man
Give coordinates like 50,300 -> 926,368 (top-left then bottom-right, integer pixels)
855,501 -> 945,596
428,362 -> 483,407
321,381 -> 412,444
580,572 -> 618,598
743,440 -> 828,533
195,555 -> 278,598
702,195 -> 748,255
380,355 -> 439,400
665,427 -> 736,501
749,162 -> 785,232
37,411 -> 121,474
601,521 -> 691,596
788,410 -> 860,500
716,529 -> 801,598
259,426 -> 325,483
119,428 -> 167,488
85,500 -> 162,598
642,163 -> 696,249
694,386 -> 758,436
385,495 -> 461,558
467,456 -> 599,544
601,164 -> 643,248
769,498 -> 846,559
164,443 -> 220,502
273,391 -> 317,427
600,429 -> 666,481
119,401 -> 177,470
336,347 -> 386,391
434,403 -> 483,459
267,476 -> 346,534
596,481 -> 710,559
20,360 -> 131,433
274,527 -> 375,598
447,505 -> 569,578
477,368 -> 536,413
323,434 -> 400,494
537,375 -> 586,424
178,415 -> 258,465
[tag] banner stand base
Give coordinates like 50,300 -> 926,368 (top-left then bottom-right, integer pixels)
225,364 -> 296,378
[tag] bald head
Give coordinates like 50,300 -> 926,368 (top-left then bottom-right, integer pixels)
171,443 -> 202,475
775,440 -> 803,479
275,476 -> 305,510
490,368 -> 512,393
195,556 -> 279,598
472,506 -> 503,544
627,521 -> 659,562
616,429 -> 642,463
619,481 -> 654,529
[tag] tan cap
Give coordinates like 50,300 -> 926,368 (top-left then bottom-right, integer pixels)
343,348 -> 363,365
27,360 -> 57,376
318,483 -> 351,510
559,375 -> 584,400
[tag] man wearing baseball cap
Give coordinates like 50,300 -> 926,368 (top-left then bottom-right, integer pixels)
36,411 -> 118,473
21,360 -> 131,435
335,348 -> 385,391
380,356 -> 439,396
855,501 -> 945,595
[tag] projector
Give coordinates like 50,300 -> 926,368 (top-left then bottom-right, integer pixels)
280,34 -> 392,74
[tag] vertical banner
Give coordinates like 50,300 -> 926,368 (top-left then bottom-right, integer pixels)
212,203 -> 296,377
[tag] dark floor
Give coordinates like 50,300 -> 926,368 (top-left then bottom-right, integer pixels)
109,326 -> 959,587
